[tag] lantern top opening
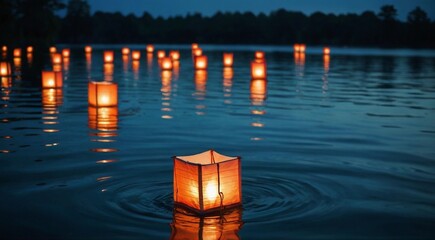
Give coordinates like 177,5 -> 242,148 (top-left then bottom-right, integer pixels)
174,149 -> 239,166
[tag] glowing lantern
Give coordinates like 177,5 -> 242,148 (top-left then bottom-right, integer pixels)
299,44 -> 306,53
254,51 -> 265,61
103,51 -> 114,63
250,79 -> 267,101
194,55 -> 208,70
132,50 -> 141,61
173,150 -> 242,213
170,51 -> 180,61
49,46 -> 57,54
294,44 -> 300,53
41,71 -> 63,88
122,47 -> 130,55
42,88 -> 63,107
146,44 -> 154,53
52,53 -> 62,65
13,48 -> 21,58
88,81 -> 118,107
192,43 -> 199,50
27,46 -> 33,53
0,62 -> 12,77
85,46 -> 92,53
323,47 -> 331,55
170,207 -> 243,240
88,106 -> 118,131
1,46 -> 6,52
251,61 -> 266,79
223,53 -> 234,67
193,48 -> 203,57
62,49 -> 70,58
160,57 -> 173,71
157,50 -> 165,59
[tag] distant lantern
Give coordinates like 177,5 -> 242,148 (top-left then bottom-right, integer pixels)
13,48 -> 21,58
103,50 -> 114,63
88,106 -> 118,131
323,47 -> 331,55
195,55 -> 208,70
88,81 -> 118,107
85,46 -> 92,53
299,44 -> 306,53
132,50 -> 141,61
122,47 -> 130,55
293,44 -> 300,53
157,50 -> 165,59
250,79 -> 267,101
193,48 -> 203,57
170,207 -> 243,239
173,150 -> 242,213
27,46 -> 33,53
170,51 -> 180,61
1,46 -> 7,52
52,53 -> 62,65
254,51 -> 265,61
161,57 -> 173,71
0,62 -> 12,77
192,43 -> 199,50
41,71 -> 63,88
223,53 -> 234,67
49,46 -> 57,54
251,61 -> 267,79
62,49 -> 70,58
147,44 -> 154,53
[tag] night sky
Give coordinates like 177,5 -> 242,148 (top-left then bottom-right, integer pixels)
87,0 -> 435,20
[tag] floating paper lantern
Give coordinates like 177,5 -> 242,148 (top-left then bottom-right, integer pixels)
103,51 -> 114,63
299,44 -> 306,53
223,53 -> 234,67
193,48 -> 203,57
85,46 -> 92,53
250,79 -> 267,101
52,53 -> 62,65
194,55 -> 207,70
88,106 -> 118,131
170,207 -> 243,240
88,81 -> 118,107
251,61 -> 266,79
323,47 -> 331,55
192,43 -> 199,50
294,44 -> 300,52
173,150 -> 242,213
49,46 -> 57,54
170,51 -> 180,61
41,71 -> 63,88
1,46 -> 6,52
122,47 -> 130,55
27,46 -> 33,53
157,50 -> 165,59
42,88 -> 63,107
62,49 -> 70,58
254,51 -> 265,61
13,48 -> 21,58
132,50 -> 141,61
161,57 -> 173,71
147,44 -> 154,53
0,62 -> 12,77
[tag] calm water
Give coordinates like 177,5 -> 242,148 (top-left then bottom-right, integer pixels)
1,45 -> 435,239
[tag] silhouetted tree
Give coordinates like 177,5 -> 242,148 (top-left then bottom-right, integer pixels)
61,0 -> 91,43
378,5 -> 399,47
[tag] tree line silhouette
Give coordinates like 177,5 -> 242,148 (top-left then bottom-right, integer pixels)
1,0 -> 434,49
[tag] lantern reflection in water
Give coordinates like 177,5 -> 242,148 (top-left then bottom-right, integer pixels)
170,207 -> 243,240
250,61 -> 266,79
42,88 -> 63,107
161,70 -> 172,119
42,88 -> 63,133
103,63 -> 114,81
86,53 -> 92,75
1,77 -> 12,101
103,51 -> 114,63
194,70 -> 207,96
322,55 -> 330,93
132,60 -> 140,80
27,53 -> 33,65
88,106 -> 118,131
0,62 -> 11,76
42,71 -> 63,88
88,81 -> 118,107
223,53 -> 233,67
173,61 -> 180,78
147,53 -> 153,68
324,54 -> 330,73
173,150 -> 242,213
250,79 -> 267,103
13,58 -> 21,80
294,52 -> 305,77
250,79 -> 267,137
223,67 -> 233,105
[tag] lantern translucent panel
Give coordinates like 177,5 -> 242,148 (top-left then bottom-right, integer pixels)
88,82 -> 118,107
0,62 -> 11,76
174,159 -> 200,210
42,71 -> 63,88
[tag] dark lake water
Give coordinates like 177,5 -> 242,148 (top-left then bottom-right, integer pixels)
1,45 -> 435,239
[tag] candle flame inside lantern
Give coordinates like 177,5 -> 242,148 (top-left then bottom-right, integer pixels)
122,47 -> 130,55
251,61 -> 267,79
254,51 -> 265,60
323,47 -> 331,55
223,53 -> 234,67
27,46 -> 33,53
62,49 -> 70,58
146,44 -> 154,53
104,51 -> 114,63
85,46 -> 92,53
49,46 -> 57,54
132,50 -> 141,60
42,71 -> 63,88
195,55 -> 208,70
161,57 -> 173,70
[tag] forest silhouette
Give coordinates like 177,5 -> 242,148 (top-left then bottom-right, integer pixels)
1,0 -> 434,48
